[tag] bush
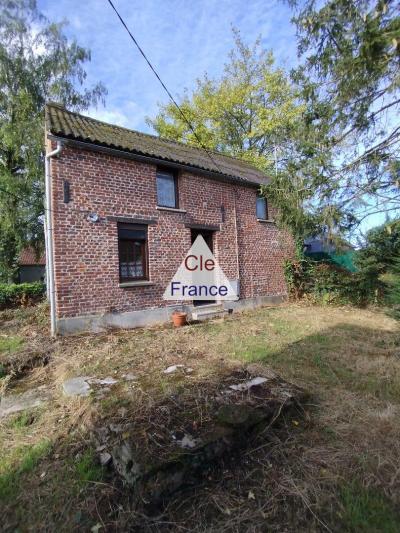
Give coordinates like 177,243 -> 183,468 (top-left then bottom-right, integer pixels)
284,258 -> 380,307
384,257 -> 400,319
0,282 -> 45,309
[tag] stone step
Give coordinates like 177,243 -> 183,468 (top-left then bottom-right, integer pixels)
191,304 -> 228,321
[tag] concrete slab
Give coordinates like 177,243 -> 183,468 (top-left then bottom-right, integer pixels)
62,377 -> 91,397
0,387 -> 52,418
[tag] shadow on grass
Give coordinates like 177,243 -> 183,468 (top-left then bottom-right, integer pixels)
229,322 -> 400,403
1,319 -> 400,531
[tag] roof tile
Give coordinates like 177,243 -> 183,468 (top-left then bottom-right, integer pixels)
45,103 -> 268,185
19,247 -> 46,266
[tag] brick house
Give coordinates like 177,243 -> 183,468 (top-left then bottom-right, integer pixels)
45,103 -> 293,334
18,247 -> 46,283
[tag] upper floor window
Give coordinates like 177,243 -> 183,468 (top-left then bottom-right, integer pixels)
157,168 -> 178,208
256,194 -> 268,220
118,224 -> 148,281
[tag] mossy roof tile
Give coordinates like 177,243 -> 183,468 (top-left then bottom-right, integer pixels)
45,103 -> 268,185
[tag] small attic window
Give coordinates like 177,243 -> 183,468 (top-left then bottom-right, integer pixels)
256,194 -> 268,220
156,168 -> 178,208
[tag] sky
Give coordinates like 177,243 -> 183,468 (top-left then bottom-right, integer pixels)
38,0 -> 298,131
37,0 -> 387,237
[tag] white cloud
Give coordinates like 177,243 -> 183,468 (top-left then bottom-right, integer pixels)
38,0 -> 298,135
86,107 -> 130,128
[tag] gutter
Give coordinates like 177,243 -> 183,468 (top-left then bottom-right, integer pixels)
45,141 -> 63,336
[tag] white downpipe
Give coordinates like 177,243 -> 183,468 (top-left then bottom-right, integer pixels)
45,141 -> 63,337
43,215 -> 50,300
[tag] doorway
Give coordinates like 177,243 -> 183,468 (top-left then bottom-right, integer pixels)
190,229 -> 215,307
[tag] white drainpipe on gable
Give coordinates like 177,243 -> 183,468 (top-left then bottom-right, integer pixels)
45,141 -> 63,337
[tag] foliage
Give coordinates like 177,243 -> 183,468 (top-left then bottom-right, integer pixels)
149,29 -> 303,171
284,257 -> 377,306
354,219 -> 400,311
356,219 -> 400,275
384,257 -> 400,319
149,30 -> 318,242
0,0 -> 106,281
289,0 -> 400,230
0,281 -> 45,309
74,449 -> 103,485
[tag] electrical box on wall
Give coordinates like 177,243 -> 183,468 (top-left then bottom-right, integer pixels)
229,279 -> 240,298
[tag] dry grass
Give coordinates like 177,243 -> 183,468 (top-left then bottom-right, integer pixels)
1,302 -> 400,531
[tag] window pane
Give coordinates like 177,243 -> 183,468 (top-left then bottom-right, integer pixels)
256,196 -> 267,219
118,227 -> 146,240
157,172 -> 176,207
131,242 -> 143,277
119,240 -> 145,280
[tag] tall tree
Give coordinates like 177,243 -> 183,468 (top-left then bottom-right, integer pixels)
0,0 -> 106,281
289,0 -> 400,230
150,30 -> 303,172
148,31 -> 316,245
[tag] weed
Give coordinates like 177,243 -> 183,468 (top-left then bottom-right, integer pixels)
0,336 -> 23,354
8,410 -> 37,429
0,439 -> 51,501
75,449 -> 103,485
339,481 -> 400,532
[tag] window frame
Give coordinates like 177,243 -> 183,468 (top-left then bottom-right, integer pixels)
256,194 -> 269,221
156,167 -> 179,209
117,223 -> 149,282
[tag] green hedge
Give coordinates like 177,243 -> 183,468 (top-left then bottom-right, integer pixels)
0,282 -> 46,309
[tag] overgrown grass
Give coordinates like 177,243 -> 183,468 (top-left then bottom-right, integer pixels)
0,439 -> 51,501
1,303 -> 400,530
74,449 -> 103,485
339,481 -> 400,532
0,335 -> 24,354
7,410 -> 38,430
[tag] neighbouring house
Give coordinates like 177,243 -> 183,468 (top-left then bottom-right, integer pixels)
18,247 -> 46,283
304,235 -> 354,254
45,103 -> 294,335
304,235 -> 357,272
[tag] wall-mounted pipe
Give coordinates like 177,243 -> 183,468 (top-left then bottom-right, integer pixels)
45,141 -> 63,336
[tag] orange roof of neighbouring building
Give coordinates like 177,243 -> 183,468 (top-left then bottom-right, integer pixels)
19,247 -> 46,266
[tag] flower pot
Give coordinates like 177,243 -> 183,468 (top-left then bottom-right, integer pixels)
172,311 -> 187,327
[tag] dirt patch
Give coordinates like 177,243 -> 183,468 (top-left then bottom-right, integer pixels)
96,367 -> 308,505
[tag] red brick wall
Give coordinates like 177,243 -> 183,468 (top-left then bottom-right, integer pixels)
50,143 -> 293,319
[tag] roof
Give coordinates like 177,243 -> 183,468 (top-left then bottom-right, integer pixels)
19,247 -> 46,266
45,103 -> 268,186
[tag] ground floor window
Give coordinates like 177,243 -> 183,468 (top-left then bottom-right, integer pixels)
118,224 -> 148,281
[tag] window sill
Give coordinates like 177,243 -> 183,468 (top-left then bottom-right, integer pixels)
156,206 -> 187,213
119,281 -> 154,288
257,218 -> 275,224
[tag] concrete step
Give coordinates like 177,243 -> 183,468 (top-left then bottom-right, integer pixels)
191,304 -> 228,321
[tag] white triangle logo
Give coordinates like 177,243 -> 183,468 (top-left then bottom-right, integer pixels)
163,235 -> 238,301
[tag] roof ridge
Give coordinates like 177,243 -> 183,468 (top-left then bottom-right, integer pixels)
45,102 -> 260,169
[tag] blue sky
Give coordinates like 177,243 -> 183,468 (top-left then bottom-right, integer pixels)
39,0 -> 297,131
38,0 -> 388,236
